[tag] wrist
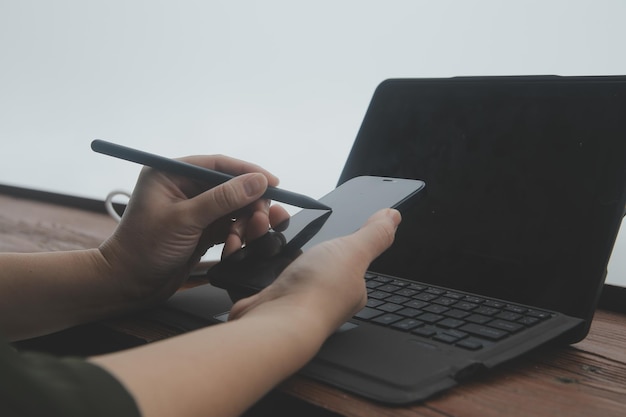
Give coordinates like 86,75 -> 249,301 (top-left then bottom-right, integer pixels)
97,236 -> 152,307
85,247 -> 143,313
236,291 -> 354,351
239,299 -> 330,352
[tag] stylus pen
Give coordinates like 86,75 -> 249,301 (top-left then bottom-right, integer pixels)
91,139 -> 331,210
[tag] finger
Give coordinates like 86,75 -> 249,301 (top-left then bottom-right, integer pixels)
239,201 -> 290,242
221,200 -> 268,257
184,173 -> 269,229
340,208 -> 402,260
243,199 -> 272,240
222,202 -> 290,258
223,216 -> 249,257
268,204 -> 290,231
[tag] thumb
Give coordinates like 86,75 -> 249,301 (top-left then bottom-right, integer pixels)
186,173 -> 268,227
342,208 -> 402,260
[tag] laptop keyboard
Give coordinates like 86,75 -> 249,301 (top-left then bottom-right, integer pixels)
355,272 -> 554,350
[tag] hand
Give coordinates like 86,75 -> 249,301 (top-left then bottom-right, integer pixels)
99,155 -> 290,306
229,208 -> 402,336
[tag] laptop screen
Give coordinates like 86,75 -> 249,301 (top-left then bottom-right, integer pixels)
339,77 -> 626,321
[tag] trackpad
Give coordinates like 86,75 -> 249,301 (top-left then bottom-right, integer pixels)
310,323 -> 463,387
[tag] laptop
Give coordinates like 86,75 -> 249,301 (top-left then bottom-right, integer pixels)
157,75 -> 626,404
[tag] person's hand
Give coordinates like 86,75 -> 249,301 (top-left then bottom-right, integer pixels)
229,208 -> 401,337
99,155 -> 290,307
90,209 -> 401,417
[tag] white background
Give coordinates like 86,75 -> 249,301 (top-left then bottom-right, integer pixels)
1,0 -> 626,285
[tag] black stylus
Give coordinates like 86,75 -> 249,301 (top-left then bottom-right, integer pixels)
91,139 -> 331,210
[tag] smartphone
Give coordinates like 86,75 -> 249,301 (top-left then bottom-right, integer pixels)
208,176 -> 426,301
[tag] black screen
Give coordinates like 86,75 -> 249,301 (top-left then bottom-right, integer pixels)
281,176 -> 424,252
339,76 -> 626,321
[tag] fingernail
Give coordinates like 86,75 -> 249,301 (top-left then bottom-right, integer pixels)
244,174 -> 265,197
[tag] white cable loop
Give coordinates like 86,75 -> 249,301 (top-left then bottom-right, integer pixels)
104,189 -> 131,222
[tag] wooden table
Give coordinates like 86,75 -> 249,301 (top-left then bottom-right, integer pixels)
2,189 -> 625,416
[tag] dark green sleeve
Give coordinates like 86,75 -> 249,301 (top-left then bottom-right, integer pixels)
0,333 -> 141,417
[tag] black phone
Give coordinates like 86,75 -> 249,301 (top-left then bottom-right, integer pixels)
208,175 -> 426,301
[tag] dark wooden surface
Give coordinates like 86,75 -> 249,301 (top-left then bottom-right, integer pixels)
2,192 -> 625,417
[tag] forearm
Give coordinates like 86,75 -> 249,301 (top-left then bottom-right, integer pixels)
0,250 -> 135,341
91,302 -> 329,417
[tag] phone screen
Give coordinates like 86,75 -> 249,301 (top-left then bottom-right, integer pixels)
208,175 -> 425,299
282,176 -> 424,252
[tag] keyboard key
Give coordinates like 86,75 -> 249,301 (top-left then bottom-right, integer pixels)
463,296 -> 484,304
355,307 -> 384,320
438,318 -> 465,329
396,307 -> 423,317
505,305 -> 528,314
426,287 -> 446,295
496,311 -> 522,321
455,301 -> 479,311
391,318 -> 423,331
483,300 -> 505,309
460,323 -> 508,340
444,291 -> 464,299
423,304 -> 449,314
526,309 -> 551,319
441,329 -> 468,339
396,288 -> 419,297
378,302 -> 404,313
518,316 -> 540,326
475,306 -> 500,316
417,313 -> 444,324
368,290 -> 391,300
373,275 -> 393,283
372,313 -> 403,326
378,284 -> 401,293
366,280 -> 384,289
465,314 -> 492,324
444,309 -> 471,319
432,297 -> 458,306
386,295 -> 411,304
415,293 -> 438,302
433,333 -> 459,344
366,299 -> 384,308
408,283 -> 426,291
457,338 -> 484,350
488,319 -> 524,333
412,325 -> 437,337
405,299 -> 429,309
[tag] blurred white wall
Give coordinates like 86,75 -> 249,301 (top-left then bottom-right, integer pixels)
2,0 -> 626,284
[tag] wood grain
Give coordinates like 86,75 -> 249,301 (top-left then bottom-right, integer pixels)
0,194 -> 116,252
